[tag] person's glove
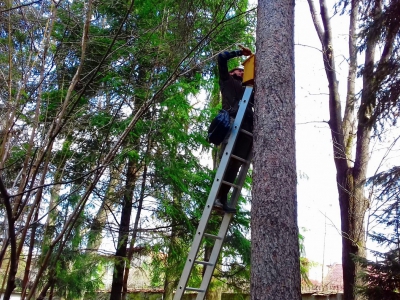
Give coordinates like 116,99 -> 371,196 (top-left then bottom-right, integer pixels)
239,45 -> 252,56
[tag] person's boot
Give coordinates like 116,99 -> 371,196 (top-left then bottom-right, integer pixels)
222,203 -> 236,213
215,196 -> 236,213
213,199 -> 224,210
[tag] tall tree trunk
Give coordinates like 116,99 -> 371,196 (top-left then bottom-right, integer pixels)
122,163 -> 148,300
21,205 -> 40,300
0,178 -> 17,300
0,219 -> 9,269
109,157 -> 138,300
37,278 -> 53,300
252,0 -> 301,299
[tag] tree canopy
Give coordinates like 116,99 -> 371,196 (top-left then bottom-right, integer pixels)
0,0 -> 256,299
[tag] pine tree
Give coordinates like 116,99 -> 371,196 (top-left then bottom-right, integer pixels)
356,167 -> 400,300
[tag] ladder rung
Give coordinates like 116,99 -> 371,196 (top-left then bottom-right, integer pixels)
240,128 -> 253,137
222,180 -> 240,189
231,154 -> 250,164
203,233 -> 222,240
186,287 -> 206,292
195,260 -> 215,266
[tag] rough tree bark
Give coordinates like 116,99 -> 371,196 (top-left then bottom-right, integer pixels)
251,0 -> 301,299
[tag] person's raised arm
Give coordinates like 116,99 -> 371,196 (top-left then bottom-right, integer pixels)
217,48 -> 250,82
217,51 -> 239,81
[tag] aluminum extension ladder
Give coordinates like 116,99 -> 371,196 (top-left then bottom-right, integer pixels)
173,86 -> 253,300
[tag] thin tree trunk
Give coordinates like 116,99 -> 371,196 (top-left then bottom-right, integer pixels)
16,144 -> 52,263
120,64 -> 150,299
162,232 -> 178,300
0,178 -> 18,300
49,283 -> 55,300
342,0 -> 359,152
347,2 -> 382,297
36,279 -> 53,300
0,256 -> 10,296
0,0 -> 15,171
12,1 -> 57,216
0,224 -> 9,269
252,0 -> 301,299
122,163 -> 148,300
21,205 -> 40,300
110,158 -> 138,300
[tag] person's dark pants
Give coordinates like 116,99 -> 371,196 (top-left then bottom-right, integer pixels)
216,117 -> 253,204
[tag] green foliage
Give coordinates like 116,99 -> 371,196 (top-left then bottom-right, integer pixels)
40,90 -> 68,122
356,251 -> 400,300
299,232 -> 313,287
5,144 -> 28,169
355,167 -> 400,299
53,253 -> 105,299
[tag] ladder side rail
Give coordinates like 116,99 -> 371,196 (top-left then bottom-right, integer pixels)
194,87 -> 254,300
228,86 -> 253,209
173,87 -> 253,300
202,85 -> 253,216
200,86 -> 253,217
195,211 -> 235,300
173,110 -> 244,300
195,150 -> 252,300
215,86 -> 253,211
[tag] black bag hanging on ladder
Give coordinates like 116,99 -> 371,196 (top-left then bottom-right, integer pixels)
207,109 -> 231,145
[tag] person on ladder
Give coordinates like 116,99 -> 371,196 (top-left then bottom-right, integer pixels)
214,46 -> 254,213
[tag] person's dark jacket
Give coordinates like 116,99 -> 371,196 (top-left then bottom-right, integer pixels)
217,50 -> 254,120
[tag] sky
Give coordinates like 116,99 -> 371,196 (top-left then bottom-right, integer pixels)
294,0 -> 344,281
